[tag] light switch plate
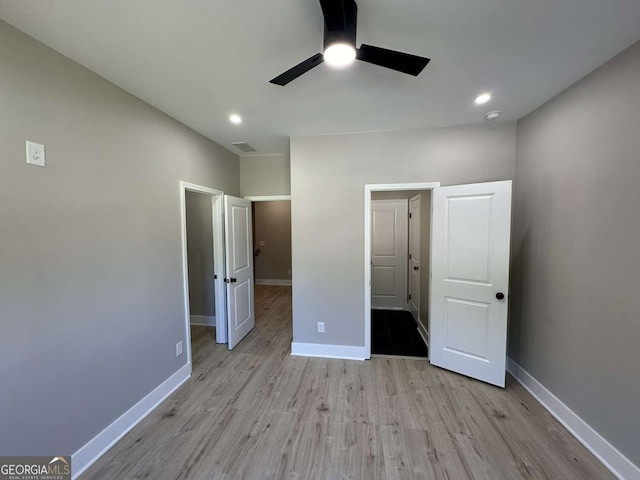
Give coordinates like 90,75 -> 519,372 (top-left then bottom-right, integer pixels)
26,141 -> 45,167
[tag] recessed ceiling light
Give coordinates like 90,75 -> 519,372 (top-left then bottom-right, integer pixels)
229,114 -> 242,125
485,110 -> 501,120
323,43 -> 357,68
475,93 -> 492,105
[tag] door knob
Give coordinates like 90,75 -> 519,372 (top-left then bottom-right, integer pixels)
413,266 -> 419,271
496,292 -> 505,300
231,278 -> 237,283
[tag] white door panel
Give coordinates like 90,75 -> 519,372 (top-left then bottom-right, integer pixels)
232,278 -> 251,327
446,195 -> 492,283
372,210 -> 397,255
371,200 -> 408,310
372,266 -> 397,296
224,195 -> 255,350
430,181 -> 512,387
444,298 -> 490,359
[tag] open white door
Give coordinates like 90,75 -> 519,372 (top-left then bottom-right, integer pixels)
408,195 -> 421,321
224,195 -> 255,350
430,181 -> 512,387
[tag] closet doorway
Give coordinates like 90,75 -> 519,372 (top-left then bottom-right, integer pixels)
365,181 -> 513,388
370,191 -> 431,358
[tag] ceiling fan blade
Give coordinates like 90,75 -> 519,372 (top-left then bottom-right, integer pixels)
269,53 -> 324,86
356,44 -> 430,76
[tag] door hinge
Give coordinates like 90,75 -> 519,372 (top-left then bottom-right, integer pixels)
408,294 -> 412,300
409,253 -> 412,260
409,212 -> 412,219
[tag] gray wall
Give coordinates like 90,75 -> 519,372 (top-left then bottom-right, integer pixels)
290,123 -> 516,347
253,201 -> 292,281
186,191 -> 215,321
240,154 -> 290,196
0,21 -> 239,456
511,40 -> 640,466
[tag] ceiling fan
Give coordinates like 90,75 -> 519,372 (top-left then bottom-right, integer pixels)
269,0 -> 431,86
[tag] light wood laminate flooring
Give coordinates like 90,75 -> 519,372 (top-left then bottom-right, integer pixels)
81,285 -> 614,479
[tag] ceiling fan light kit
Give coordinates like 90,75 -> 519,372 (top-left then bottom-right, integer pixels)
324,43 -> 357,67
270,0 -> 430,86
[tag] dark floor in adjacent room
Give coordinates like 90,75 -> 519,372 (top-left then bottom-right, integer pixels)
372,309 -> 428,357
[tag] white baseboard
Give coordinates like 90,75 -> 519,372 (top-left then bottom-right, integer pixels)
291,342 -> 366,361
71,363 -> 191,479
190,315 -> 216,326
507,358 -> 639,480
416,320 -> 429,349
255,279 -> 292,286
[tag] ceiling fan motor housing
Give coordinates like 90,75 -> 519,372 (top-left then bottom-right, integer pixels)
323,0 -> 358,50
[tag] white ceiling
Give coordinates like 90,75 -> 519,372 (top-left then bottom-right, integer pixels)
2,0 -> 640,156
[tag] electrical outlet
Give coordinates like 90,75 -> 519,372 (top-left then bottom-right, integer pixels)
176,341 -> 183,357
317,322 -> 325,333
26,140 -> 45,167
287,269 -> 292,275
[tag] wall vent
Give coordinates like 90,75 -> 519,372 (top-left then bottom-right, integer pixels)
231,142 -> 257,153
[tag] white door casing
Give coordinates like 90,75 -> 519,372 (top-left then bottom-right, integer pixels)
224,195 -> 255,350
429,181 -> 512,387
408,195 -> 421,321
371,199 -> 408,310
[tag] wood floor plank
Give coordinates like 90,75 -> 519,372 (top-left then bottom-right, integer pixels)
80,285 -> 615,480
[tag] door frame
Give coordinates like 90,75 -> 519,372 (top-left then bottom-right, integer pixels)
180,181 -> 226,371
364,182 -> 440,359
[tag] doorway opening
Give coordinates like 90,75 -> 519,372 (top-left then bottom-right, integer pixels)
249,196 -> 292,287
365,181 -> 513,388
367,185 -> 438,359
246,195 -> 293,340
180,182 -> 225,371
180,182 -> 257,371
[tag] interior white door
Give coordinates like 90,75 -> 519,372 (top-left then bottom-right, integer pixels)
224,195 -> 255,350
371,199 -> 408,310
430,181 -> 512,387
408,195 -> 421,321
